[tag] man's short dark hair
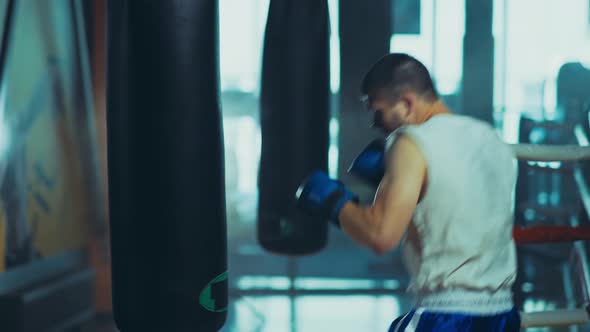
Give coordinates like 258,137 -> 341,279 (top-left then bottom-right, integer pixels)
361,53 -> 438,105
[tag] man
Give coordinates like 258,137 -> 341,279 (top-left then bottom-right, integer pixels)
296,53 -> 521,331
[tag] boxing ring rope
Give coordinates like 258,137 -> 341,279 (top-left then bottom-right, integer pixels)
510,124 -> 590,162
520,309 -> 589,328
511,144 -> 590,162
513,225 -> 590,244
512,125 -> 590,328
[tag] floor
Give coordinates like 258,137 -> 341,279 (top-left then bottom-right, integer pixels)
83,295 -> 589,332
84,295 -> 408,332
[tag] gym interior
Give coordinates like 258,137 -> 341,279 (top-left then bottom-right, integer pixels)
0,0 -> 589,331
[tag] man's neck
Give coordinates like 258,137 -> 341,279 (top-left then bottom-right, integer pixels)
418,100 -> 450,123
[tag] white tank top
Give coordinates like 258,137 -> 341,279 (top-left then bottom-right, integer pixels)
388,114 -> 517,300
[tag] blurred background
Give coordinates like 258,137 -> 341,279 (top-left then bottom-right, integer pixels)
0,0 -> 589,331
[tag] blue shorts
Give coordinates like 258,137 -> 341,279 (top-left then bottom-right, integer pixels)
388,307 -> 521,332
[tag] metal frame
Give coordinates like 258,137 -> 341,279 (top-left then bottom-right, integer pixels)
0,250 -> 87,295
229,287 -> 406,297
0,0 -> 16,84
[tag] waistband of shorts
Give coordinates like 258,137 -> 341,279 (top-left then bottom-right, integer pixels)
415,289 -> 514,314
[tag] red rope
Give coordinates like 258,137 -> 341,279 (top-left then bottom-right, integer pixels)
514,226 -> 590,244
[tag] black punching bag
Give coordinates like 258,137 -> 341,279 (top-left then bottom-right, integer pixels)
106,1 -> 227,331
258,0 -> 331,255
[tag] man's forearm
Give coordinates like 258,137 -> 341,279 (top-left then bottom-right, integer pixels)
338,202 -> 388,254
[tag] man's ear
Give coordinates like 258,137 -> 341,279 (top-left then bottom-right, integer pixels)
400,92 -> 417,117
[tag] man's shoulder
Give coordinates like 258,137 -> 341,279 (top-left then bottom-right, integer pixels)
425,113 -> 484,125
421,114 -> 496,134
386,114 -> 493,148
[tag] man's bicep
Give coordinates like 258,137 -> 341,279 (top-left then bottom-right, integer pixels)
375,135 -> 426,237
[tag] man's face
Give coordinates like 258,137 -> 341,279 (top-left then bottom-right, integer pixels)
368,96 -> 415,133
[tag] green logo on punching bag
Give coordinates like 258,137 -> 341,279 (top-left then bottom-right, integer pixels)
199,271 -> 228,312
280,218 -> 294,236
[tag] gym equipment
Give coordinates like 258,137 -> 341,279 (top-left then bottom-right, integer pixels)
257,0 -> 331,256
107,1 -> 227,331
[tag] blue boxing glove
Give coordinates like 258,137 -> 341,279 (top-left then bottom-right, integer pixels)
347,138 -> 386,187
295,170 -> 359,227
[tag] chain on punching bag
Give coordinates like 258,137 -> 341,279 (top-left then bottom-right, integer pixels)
106,1 -> 227,331
258,0 -> 331,255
